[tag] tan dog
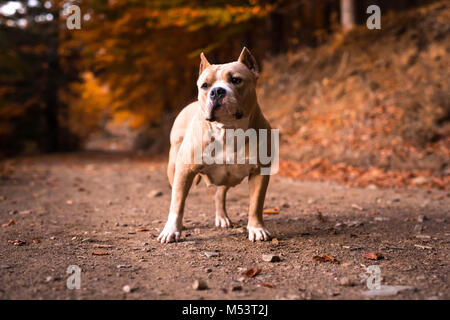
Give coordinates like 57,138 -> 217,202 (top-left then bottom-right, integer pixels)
158,47 -> 275,243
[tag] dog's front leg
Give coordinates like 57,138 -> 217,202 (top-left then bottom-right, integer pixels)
247,173 -> 271,241
215,186 -> 232,228
158,167 -> 195,243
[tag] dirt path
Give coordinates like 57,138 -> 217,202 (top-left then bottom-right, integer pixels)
0,152 -> 448,299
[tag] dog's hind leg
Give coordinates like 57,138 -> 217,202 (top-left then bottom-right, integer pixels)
214,186 -> 232,228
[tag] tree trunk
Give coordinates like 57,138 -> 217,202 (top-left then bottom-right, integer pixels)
340,0 -> 356,31
268,0 -> 283,55
44,10 -> 61,152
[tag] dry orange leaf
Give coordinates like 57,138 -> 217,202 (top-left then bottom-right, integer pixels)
362,252 -> 384,260
263,208 -> 280,215
243,268 -> 261,278
2,219 -> 15,227
261,283 -> 274,288
312,254 -> 340,264
136,226 -> 150,232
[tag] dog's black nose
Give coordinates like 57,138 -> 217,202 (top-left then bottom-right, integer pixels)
210,87 -> 226,100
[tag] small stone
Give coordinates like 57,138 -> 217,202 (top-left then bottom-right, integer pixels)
271,238 -> 279,245
339,277 -> 356,287
204,251 -> 219,258
414,244 -> 433,250
45,276 -> 54,282
71,236 -> 77,241
122,285 -> 133,293
414,224 -> 423,232
205,268 -> 212,273
0,265 -> 11,269
412,177 -> 430,185
231,284 -> 242,291
262,254 -> 281,262
117,264 -> 132,269
50,236 -> 56,240
148,190 -> 163,198
417,215 -> 427,223
81,238 -> 93,243
192,280 -> 208,290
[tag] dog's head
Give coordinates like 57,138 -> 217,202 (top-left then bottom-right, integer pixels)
196,47 -> 259,125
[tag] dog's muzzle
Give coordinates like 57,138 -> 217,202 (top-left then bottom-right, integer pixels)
205,87 -> 226,122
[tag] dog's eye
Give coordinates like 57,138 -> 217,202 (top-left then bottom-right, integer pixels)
231,77 -> 242,85
201,82 -> 209,89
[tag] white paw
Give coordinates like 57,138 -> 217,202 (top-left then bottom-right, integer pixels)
157,220 -> 182,243
247,226 -> 271,242
215,215 -> 232,228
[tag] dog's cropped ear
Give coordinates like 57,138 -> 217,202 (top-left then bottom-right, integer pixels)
199,52 -> 210,76
238,47 -> 259,78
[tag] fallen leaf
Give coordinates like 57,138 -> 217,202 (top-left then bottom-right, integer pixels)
271,238 -> 279,245
32,238 -> 40,244
312,254 -> 340,264
136,226 -> 150,232
18,210 -> 32,215
92,250 -> 109,256
362,252 -> 384,260
243,268 -> 261,278
263,208 -> 280,215
2,219 -> 15,227
261,283 -> 274,288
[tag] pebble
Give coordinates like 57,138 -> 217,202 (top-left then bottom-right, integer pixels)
339,277 -> 356,287
262,254 -> 281,262
148,190 -> 163,198
204,251 -> 219,258
122,285 -> 133,293
192,280 -> 208,290
0,265 -> 11,269
231,284 -> 243,291
417,215 -> 427,223
81,238 -> 93,243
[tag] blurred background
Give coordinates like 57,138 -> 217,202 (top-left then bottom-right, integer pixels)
0,0 -> 448,188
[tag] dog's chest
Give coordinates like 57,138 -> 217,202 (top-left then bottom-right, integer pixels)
199,123 -> 258,187
200,163 -> 257,187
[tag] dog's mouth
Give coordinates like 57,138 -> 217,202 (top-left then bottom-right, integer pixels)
205,97 -> 242,122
